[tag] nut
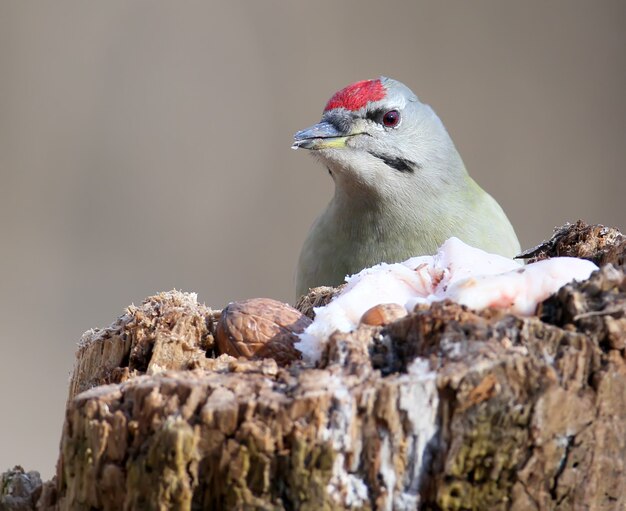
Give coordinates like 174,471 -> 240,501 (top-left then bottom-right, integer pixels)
360,303 -> 407,326
216,298 -> 311,366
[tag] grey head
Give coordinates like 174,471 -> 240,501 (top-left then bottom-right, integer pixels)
292,77 -> 462,198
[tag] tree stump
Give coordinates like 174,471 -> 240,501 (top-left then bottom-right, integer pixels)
3,221 -> 626,511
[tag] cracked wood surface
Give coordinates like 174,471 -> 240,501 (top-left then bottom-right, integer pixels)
2,221 -> 626,511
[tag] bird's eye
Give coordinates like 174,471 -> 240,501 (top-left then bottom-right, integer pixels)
382,110 -> 400,128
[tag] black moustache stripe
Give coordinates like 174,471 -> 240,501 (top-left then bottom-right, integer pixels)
367,151 -> 419,173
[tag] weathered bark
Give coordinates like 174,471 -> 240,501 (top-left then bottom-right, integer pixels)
295,285 -> 342,320
1,467 -> 42,510
67,291 -> 221,402
517,220 -> 626,266
3,221 -> 626,511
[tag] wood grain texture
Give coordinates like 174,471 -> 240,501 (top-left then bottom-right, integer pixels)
3,222 -> 626,511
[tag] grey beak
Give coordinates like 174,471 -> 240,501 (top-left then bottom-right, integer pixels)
292,121 -> 346,150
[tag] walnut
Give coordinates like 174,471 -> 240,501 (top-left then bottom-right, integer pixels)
216,298 -> 311,366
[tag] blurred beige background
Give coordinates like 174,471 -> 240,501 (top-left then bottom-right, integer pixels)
1,1 -> 624,478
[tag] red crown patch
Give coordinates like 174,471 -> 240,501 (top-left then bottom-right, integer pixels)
324,79 -> 386,112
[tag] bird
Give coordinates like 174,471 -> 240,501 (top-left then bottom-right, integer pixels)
293,76 -> 521,298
